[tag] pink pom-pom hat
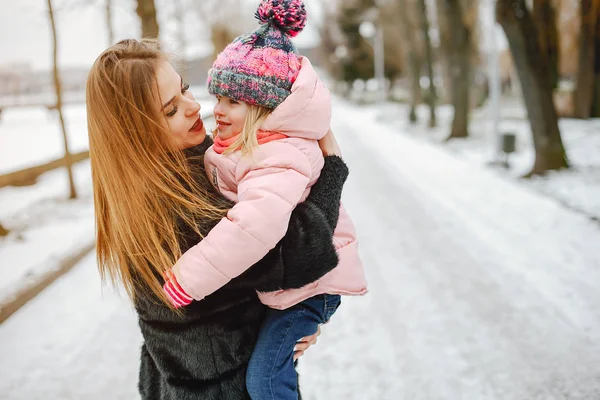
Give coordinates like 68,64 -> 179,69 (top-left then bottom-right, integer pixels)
207,0 -> 308,109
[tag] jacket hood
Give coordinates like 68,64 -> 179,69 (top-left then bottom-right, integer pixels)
261,57 -> 331,141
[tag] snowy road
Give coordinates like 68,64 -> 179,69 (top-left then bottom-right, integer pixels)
0,251 -> 141,400
2,98 -> 600,399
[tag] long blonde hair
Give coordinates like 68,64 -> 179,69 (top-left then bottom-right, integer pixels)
86,39 -> 226,308
222,104 -> 272,156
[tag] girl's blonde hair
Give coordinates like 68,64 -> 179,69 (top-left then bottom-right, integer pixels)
86,39 -> 227,308
221,104 -> 272,156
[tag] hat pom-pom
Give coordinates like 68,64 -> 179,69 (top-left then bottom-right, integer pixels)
255,0 -> 307,37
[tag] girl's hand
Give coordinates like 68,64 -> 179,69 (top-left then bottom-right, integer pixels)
293,325 -> 321,361
318,128 -> 342,157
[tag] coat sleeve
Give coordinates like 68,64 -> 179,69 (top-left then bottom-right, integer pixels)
171,142 -> 313,301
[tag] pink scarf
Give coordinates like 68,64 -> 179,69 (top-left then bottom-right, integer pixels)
213,130 -> 288,154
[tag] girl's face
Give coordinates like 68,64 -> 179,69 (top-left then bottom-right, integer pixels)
155,60 -> 206,149
213,95 -> 249,140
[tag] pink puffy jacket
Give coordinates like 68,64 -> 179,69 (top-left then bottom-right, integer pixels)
170,57 -> 367,310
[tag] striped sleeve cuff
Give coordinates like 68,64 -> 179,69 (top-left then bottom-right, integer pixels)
163,273 -> 193,308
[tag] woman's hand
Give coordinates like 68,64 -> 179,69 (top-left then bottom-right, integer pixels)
293,325 -> 321,361
318,128 -> 342,157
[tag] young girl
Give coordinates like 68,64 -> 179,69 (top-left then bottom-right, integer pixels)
163,0 -> 368,398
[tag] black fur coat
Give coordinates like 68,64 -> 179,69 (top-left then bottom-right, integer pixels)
134,137 -> 349,400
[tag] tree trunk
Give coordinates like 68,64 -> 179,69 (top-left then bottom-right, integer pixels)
443,0 -> 470,139
497,0 -> 568,176
210,23 -> 236,62
47,0 -> 77,199
316,14 -> 338,81
462,0 -> 482,109
397,0 -> 420,124
0,223 -> 8,237
105,0 -> 114,45
594,18 -> 600,117
594,78 -> 600,117
417,0 -> 437,127
136,0 -> 160,39
574,0 -> 600,119
532,0 -> 559,89
408,55 -> 421,123
435,0 -> 452,103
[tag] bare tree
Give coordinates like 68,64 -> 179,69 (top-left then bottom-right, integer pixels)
438,0 -> 471,138
532,0 -> 559,89
394,0 -> 421,123
191,0 -> 249,58
380,4 -> 407,98
312,1 -> 347,84
497,0 -> 568,176
106,0 -> 114,45
435,0 -> 451,103
595,11 -> 600,117
417,0 -> 437,127
574,0 -> 600,118
136,0 -> 160,39
336,2 -> 378,84
314,0 -> 404,94
210,24 -> 237,62
315,7 -> 340,80
47,0 -> 77,199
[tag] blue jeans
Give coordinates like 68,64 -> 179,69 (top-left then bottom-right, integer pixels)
246,294 -> 341,400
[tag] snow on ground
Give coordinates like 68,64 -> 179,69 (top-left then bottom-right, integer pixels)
0,252 -> 142,400
0,104 -> 90,174
0,160 -> 94,309
0,101 -> 95,311
0,100 -> 94,309
297,97 -> 600,399
370,96 -> 600,221
1,96 -> 600,399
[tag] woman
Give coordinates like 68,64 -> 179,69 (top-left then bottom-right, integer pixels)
86,39 -> 349,399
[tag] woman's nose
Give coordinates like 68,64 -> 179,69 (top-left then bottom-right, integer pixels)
185,100 -> 200,116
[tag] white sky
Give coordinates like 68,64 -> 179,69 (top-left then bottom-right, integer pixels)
0,0 -> 505,73
0,0 -> 322,72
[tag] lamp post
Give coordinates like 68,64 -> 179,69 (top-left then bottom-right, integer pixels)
359,4 -> 385,102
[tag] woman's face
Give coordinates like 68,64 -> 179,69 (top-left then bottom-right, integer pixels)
213,95 -> 249,140
155,60 -> 206,149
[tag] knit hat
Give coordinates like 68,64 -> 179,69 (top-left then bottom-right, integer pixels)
207,0 -> 307,109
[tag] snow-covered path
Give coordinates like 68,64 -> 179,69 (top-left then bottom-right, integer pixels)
298,100 -> 600,399
2,98 -> 600,399
0,251 -> 141,400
